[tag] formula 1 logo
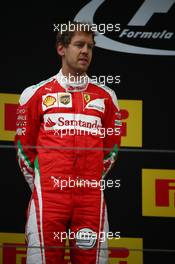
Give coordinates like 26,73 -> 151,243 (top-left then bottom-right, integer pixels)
128,0 -> 174,26
74,0 -> 175,56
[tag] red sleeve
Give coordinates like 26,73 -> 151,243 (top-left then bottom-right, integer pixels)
15,86 -> 41,190
102,89 -> 122,177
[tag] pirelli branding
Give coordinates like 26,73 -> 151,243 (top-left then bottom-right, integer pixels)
119,100 -> 142,147
142,169 -> 175,217
108,237 -> 143,264
0,233 -> 26,264
0,233 -> 143,264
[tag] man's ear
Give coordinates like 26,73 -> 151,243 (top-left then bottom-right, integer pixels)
57,44 -> 65,56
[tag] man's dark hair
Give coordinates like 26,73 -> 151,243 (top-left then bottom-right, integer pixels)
56,21 -> 96,47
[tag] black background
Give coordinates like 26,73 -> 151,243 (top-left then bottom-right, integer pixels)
0,1 -> 175,263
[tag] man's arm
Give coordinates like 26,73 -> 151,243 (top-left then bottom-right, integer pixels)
103,89 -> 122,177
15,86 -> 40,191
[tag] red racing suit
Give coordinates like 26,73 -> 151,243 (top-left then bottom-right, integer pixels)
15,70 -> 121,264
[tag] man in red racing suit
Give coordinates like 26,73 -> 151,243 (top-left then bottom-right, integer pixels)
15,22 -> 121,264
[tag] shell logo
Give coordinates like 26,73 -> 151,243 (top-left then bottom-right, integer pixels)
43,96 -> 56,107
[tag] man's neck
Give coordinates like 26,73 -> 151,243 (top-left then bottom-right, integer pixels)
61,68 -> 87,83
56,69 -> 89,92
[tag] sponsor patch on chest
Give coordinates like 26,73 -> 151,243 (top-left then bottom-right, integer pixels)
85,98 -> 105,113
42,93 -> 72,110
58,93 -> 72,107
42,93 -> 58,110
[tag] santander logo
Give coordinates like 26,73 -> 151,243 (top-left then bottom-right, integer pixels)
44,113 -> 102,131
74,0 -> 175,56
45,117 -> 56,127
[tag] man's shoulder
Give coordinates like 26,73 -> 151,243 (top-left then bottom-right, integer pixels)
89,79 -> 115,95
19,75 -> 56,106
89,80 -> 118,102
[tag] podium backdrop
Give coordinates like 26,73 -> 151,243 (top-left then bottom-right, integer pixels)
0,1 -> 175,263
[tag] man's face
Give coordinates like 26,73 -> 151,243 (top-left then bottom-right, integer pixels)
60,31 -> 94,74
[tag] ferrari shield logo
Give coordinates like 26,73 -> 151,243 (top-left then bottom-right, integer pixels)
84,94 -> 91,103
